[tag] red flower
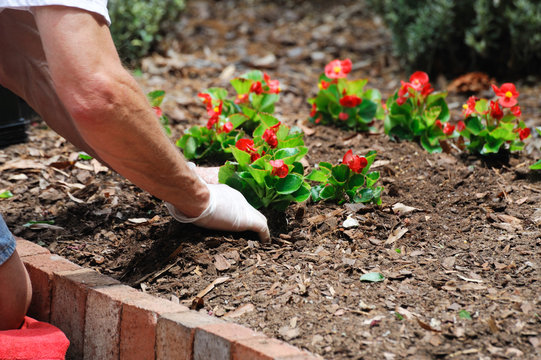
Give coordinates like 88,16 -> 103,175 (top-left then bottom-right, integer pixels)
324,58 -> 352,79
319,80 -> 330,90
153,106 -> 163,117
462,96 -> 478,118
489,100 -> 503,120
443,122 -> 455,135
519,127 -> 531,141
236,138 -> 257,153
409,71 -> 430,91
339,94 -> 362,108
457,120 -> 466,132
492,83 -> 519,108
420,83 -> 434,96
398,80 -> 410,97
250,81 -> 263,95
198,93 -> 212,107
511,105 -> 521,117
205,101 -> 223,129
435,119 -> 443,129
310,103 -> 317,117
235,93 -> 249,105
270,159 -> 289,178
339,112 -> 349,121
264,73 -> 280,94
219,121 -> 233,134
262,129 -> 278,148
342,149 -> 368,174
396,96 -> 407,106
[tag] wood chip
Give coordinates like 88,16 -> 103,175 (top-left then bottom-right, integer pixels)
214,254 -> 231,271
223,303 -> 255,318
385,227 -> 408,245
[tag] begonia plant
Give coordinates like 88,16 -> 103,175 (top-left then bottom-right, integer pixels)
308,58 -> 383,131
384,71 -> 451,153
200,70 -> 281,133
307,149 -> 383,205
218,114 -> 310,210
147,90 -> 171,135
176,93 -> 248,161
456,83 -> 531,154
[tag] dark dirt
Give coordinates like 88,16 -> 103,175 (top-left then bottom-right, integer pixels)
1,1 -> 540,359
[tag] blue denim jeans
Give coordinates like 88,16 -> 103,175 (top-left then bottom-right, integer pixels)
0,214 -> 16,266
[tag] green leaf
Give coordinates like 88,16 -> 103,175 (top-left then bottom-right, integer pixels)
230,78 -> 252,94
231,147 -> 252,166
345,79 -> 368,95
228,114 -> 249,128
291,183 -> 311,202
182,136 -> 198,160
241,70 -> 264,81
147,90 -> 165,107
0,190 -> 13,199
259,93 -> 279,113
247,166 -> 269,185
78,152 -> 93,160
348,173 -> 366,188
466,116 -> 485,135
530,159 -> 541,170
319,185 -> 336,199
459,310 -> 472,320
275,173 -> 303,194
365,171 -> 380,187
475,99 -> 488,114
332,164 -> 350,183
306,169 -> 329,182
204,87 -> 228,100
357,99 -> 377,122
360,272 -> 385,282
481,137 -> 505,154
420,135 -> 442,153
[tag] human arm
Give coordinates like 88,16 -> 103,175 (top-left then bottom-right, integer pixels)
31,6 -> 269,241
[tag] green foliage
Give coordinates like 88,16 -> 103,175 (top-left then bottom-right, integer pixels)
307,150 -> 383,205
367,0 -> 541,76
108,0 -> 185,64
218,116 -> 310,210
384,72 -> 451,154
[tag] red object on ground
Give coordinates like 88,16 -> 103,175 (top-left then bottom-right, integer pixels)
0,316 -> 69,359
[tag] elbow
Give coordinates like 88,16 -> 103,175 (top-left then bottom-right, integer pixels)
57,71 -> 123,126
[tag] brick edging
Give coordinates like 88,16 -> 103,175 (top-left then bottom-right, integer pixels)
16,238 -> 322,360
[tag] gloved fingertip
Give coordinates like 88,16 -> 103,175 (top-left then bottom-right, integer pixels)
259,228 -> 271,243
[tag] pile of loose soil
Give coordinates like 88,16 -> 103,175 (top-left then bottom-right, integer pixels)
1,1 -> 540,358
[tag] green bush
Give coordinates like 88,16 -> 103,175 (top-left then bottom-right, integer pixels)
367,0 -> 541,77
108,0 -> 185,65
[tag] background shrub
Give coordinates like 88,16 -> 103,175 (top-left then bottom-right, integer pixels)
367,0 -> 541,77
108,0 -> 186,65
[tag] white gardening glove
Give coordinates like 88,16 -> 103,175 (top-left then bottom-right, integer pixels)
166,163 -> 270,243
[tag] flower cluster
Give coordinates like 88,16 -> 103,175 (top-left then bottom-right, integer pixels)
456,83 -> 530,154
219,114 -> 310,210
384,71 -> 451,153
308,58 -> 382,131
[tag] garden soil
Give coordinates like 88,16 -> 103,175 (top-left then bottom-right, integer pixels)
1,1 -> 540,359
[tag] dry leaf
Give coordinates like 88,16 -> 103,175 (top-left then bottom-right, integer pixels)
385,227 -> 408,244
0,159 -> 46,171
392,203 -> 422,215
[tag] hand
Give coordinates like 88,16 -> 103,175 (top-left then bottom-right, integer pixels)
166,183 -> 270,243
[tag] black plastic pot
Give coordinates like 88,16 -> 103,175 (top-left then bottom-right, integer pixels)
0,86 -> 32,148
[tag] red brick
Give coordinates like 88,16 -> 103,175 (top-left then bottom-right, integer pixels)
119,292 -> 189,360
51,268 -> 120,360
84,285 -> 140,360
156,311 -> 224,360
15,237 -> 50,257
232,337 -> 307,360
193,323 -> 262,360
22,253 -> 81,322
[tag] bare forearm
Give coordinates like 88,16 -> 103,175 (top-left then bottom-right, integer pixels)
33,6 -> 208,217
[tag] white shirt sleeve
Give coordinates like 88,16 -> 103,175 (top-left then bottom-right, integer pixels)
0,0 -> 110,25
